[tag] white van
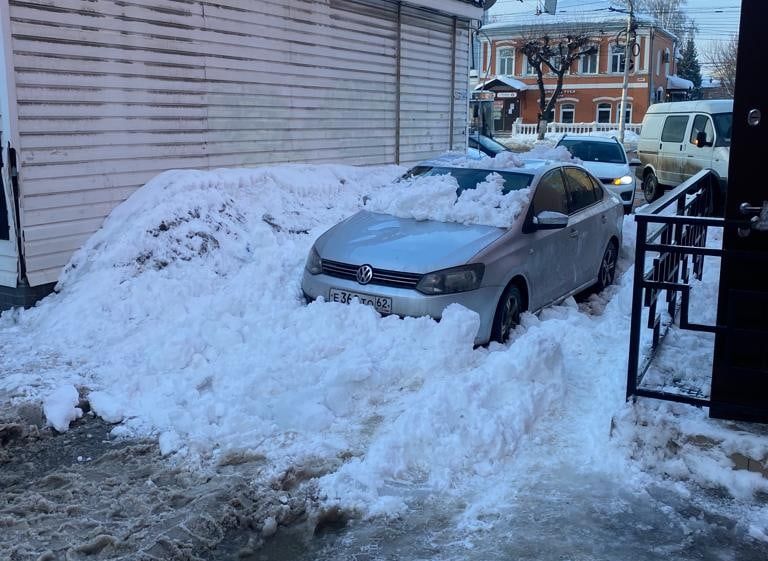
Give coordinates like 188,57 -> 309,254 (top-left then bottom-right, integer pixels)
637,99 -> 733,205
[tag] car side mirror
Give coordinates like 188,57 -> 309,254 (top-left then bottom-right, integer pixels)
629,158 -> 642,167
533,211 -> 569,229
696,131 -> 713,148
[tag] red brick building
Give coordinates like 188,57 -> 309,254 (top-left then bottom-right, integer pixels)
474,12 -> 687,133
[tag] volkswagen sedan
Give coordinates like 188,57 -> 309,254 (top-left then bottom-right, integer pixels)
302,161 -> 623,344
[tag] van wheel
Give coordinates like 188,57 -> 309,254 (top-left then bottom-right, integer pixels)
643,172 -> 662,203
491,285 -> 523,344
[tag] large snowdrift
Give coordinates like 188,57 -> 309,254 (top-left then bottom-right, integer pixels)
1,161 -> 766,536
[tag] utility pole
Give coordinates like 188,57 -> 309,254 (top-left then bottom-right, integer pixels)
617,0 -> 635,144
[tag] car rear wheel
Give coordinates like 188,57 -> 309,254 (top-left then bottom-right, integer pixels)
491,285 -> 523,344
595,241 -> 618,292
643,172 -> 662,203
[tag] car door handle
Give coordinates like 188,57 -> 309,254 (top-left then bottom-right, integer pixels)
569,229 -> 579,238
601,215 -> 607,224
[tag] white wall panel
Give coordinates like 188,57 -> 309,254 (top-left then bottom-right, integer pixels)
6,0 -> 477,286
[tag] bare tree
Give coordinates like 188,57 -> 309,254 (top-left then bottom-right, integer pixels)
704,35 -> 738,98
635,0 -> 694,40
521,32 -> 597,140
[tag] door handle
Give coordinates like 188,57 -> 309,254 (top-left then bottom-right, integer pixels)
569,229 -> 579,238
687,155 -> 695,158
738,201 -> 768,236
601,215 -> 607,224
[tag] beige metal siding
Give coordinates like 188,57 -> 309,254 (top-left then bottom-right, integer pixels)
7,0 -> 475,286
400,5 -> 470,164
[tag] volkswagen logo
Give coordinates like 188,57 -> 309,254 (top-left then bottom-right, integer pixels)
356,264 -> 374,285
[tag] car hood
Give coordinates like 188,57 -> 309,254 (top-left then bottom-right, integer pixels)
314,211 -> 506,273
578,160 -> 631,180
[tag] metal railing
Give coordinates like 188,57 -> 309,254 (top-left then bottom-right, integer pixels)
626,170 -> 724,407
503,121 -> 643,136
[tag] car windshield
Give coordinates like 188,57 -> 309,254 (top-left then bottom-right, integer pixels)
558,140 -> 626,164
712,112 -> 732,147
418,167 -> 533,195
470,134 -> 509,155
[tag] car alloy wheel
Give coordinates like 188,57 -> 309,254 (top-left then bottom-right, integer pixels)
596,242 -> 618,291
643,172 -> 660,203
492,285 -> 522,344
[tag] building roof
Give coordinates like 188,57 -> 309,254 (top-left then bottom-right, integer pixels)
667,75 -> 694,90
475,76 -> 529,91
483,0 -> 673,38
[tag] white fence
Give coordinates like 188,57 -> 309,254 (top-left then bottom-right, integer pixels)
509,121 -> 643,136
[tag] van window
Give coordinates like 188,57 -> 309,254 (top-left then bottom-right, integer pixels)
712,113 -> 732,147
661,115 -> 689,143
689,115 -> 714,146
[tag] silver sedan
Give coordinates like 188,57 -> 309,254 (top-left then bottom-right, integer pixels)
302,161 -> 623,344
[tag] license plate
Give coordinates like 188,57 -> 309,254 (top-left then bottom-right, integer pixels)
329,288 -> 392,314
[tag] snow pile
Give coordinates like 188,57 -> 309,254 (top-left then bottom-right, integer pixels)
363,145 -> 576,227
43,385 -> 83,432
1,159 -> 766,540
364,172 -> 531,228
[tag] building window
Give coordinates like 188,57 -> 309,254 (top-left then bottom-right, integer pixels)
664,48 -> 671,76
617,102 -> 632,124
656,50 -> 661,76
597,102 -> 612,123
524,57 -> 537,75
610,45 -> 626,74
580,50 -> 598,74
497,47 -> 515,75
560,103 -> 576,123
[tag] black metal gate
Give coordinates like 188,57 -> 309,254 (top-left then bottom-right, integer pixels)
626,171 -> 722,407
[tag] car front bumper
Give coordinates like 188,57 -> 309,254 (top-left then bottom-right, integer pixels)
606,181 -> 635,211
301,270 -> 501,345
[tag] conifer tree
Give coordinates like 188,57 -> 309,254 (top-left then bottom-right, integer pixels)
678,37 -> 703,98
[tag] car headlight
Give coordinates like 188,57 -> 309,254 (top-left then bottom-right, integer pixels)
416,264 -> 484,295
612,175 -> 634,185
305,246 -> 322,275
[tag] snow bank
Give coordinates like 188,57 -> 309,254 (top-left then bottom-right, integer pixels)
1,158 -> 765,539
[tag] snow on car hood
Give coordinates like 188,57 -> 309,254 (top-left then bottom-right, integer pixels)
315,210 -> 505,273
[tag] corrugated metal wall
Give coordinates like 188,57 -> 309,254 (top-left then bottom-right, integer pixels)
5,0 -> 472,286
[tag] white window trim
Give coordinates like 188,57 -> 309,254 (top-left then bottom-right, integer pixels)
610,46 -> 626,74
617,102 -> 633,124
559,103 -> 576,123
579,46 -> 600,75
496,46 -> 515,76
596,102 -> 612,123
664,48 -> 671,77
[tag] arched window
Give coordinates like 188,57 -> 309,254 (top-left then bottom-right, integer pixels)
560,103 -> 576,123
664,48 -> 671,76
497,47 -> 515,75
597,103 -> 612,123
617,102 -> 633,124
656,50 -> 661,76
